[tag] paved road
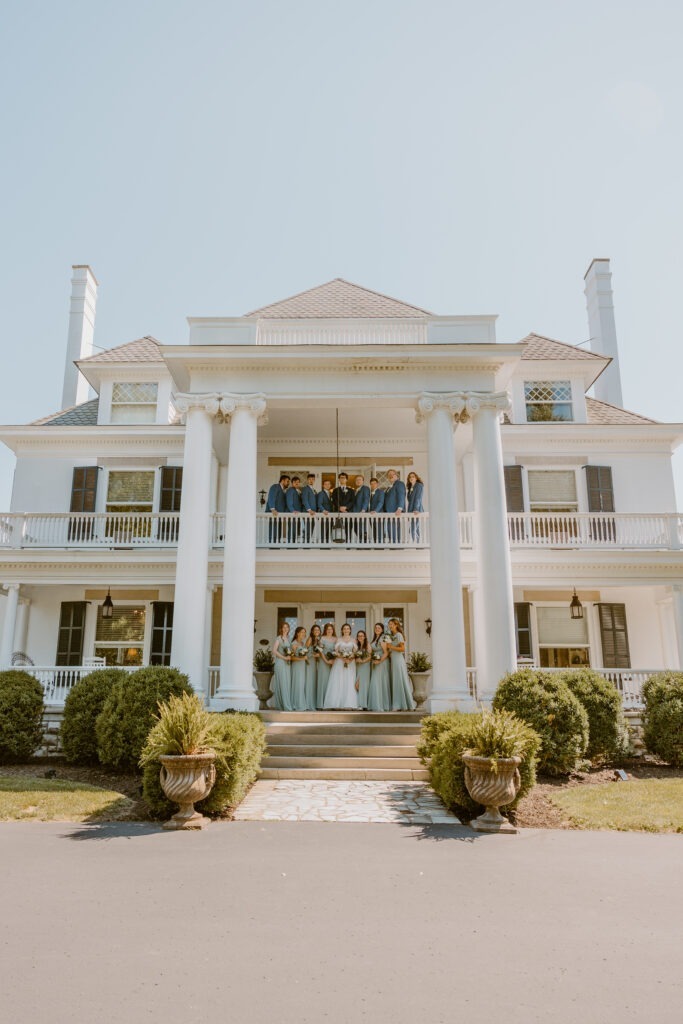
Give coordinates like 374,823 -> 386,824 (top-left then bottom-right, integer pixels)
0,821 -> 681,1024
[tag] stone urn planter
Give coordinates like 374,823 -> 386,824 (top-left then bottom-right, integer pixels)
462,753 -> 521,834
253,671 -> 274,710
408,671 -> 432,709
159,752 -> 217,830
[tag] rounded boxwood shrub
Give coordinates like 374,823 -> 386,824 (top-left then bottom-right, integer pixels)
642,672 -> 683,767
418,710 -> 539,818
0,669 -> 45,763
142,710 -> 267,819
61,669 -> 129,764
493,670 -> 589,776
96,667 -> 193,771
558,668 -> 631,764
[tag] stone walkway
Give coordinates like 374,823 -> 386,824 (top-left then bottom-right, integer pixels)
232,780 -> 460,823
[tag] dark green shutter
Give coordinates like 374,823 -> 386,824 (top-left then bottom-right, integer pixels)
504,465 -> 524,512
70,467 -> 99,512
150,602 -> 174,666
159,467 -> 183,512
56,602 -> 86,665
585,466 -> 615,512
597,604 -> 631,668
514,603 -> 532,659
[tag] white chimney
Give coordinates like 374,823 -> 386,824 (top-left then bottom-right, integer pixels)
584,258 -> 623,408
62,264 -> 98,409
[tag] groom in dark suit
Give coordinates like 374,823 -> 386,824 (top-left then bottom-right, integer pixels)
384,469 -> 406,544
265,474 -> 290,543
332,473 -> 355,513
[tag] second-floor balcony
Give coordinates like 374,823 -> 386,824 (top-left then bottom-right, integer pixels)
1,510 -> 682,552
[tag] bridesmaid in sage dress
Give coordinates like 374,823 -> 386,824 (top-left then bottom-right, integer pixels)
387,617 -> 416,711
367,622 -> 391,712
290,626 -> 309,711
271,622 -> 293,711
355,630 -> 372,710
317,622 -> 337,708
305,624 -> 322,711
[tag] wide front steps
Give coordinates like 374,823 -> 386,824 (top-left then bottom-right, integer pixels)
259,710 -> 428,781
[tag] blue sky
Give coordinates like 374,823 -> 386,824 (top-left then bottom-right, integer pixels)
1,0 -> 682,507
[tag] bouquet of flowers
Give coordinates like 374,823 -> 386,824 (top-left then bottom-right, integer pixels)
281,644 -> 292,657
382,632 -> 393,645
372,648 -> 383,662
294,646 -> 308,659
354,649 -> 367,661
312,644 -> 323,656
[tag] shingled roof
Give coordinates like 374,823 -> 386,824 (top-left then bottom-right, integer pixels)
32,398 -> 100,426
245,278 -> 431,319
520,333 -> 606,361
586,397 -> 656,425
77,336 -> 163,364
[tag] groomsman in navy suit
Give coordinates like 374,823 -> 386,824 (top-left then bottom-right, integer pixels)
286,475 -> 304,544
332,473 -> 355,544
384,469 -> 406,544
301,473 -> 317,542
369,477 -> 385,544
352,474 -> 370,542
266,474 -> 290,543
317,479 -> 333,544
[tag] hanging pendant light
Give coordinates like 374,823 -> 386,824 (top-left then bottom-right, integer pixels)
569,588 -> 584,620
101,588 -> 114,619
331,408 -> 346,544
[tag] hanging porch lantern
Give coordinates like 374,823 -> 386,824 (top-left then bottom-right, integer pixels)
569,588 -> 584,620
101,588 -> 114,619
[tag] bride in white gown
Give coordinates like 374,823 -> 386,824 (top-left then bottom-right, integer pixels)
322,623 -> 359,710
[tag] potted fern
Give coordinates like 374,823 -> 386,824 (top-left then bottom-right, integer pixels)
462,709 -> 535,834
406,651 -> 432,708
139,692 -> 219,830
253,648 -> 275,709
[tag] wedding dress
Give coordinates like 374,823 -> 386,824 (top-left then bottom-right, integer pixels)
322,639 -> 359,709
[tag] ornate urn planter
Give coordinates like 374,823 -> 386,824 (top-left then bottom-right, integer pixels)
159,752 -> 216,830
462,753 -> 521,834
408,671 -> 432,709
253,671 -> 274,710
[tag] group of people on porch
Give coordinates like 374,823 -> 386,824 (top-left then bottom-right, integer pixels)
270,618 -> 416,712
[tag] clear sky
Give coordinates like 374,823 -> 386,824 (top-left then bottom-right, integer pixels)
1,0 -> 682,508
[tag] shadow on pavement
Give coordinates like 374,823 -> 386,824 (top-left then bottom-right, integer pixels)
60,821 -> 164,842
400,822 -> 483,843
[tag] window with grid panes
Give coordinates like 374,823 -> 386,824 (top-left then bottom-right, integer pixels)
111,382 -> 158,423
94,605 -> 146,666
524,381 -> 573,422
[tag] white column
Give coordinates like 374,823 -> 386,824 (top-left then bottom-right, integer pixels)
170,393 -> 220,696
15,598 -> 31,655
672,585 -> 683,670
470,392 -> 517,700
416,394 -> 470,710
214,394 -> 267,711
0,584 -> 20,669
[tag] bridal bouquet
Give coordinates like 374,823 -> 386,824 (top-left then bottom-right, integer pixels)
372,649 -> 383,662
281,644 -> 292,657
312,644 -> 323,655
294,646 -> 308,659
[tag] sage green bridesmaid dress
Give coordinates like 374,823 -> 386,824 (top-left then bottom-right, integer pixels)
304,646 -> 318,711
389,633 -> 416,711
271,640 -> 293,711
356,653 -> 372,710
367,639 -> 391,711
317,637 -> 336,708
291,645 -> 308,711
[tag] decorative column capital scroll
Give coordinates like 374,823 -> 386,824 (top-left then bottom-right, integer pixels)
173,392 -> 222,418
218,393 -> 268,426
416,390 -> 511,424
415,392 -> 466,424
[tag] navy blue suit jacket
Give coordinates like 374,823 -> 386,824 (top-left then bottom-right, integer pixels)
301,485 -> 317,512
266,483 -> 288,513
317,489 -> 332,513
384,479 -> 406,513
352,485 -> 370,513
407,481 -> 424,513
369,488 -> 385,513
286,487 -> 304,513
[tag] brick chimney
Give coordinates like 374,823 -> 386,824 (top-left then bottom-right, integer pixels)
62,264 -> 98,409
584,258 -> 623,408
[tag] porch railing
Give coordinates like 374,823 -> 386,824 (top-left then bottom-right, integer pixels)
506,512 -> 683,549
27,665 -> 137,705
0,512 -> 180,548
536,666 -> 658,709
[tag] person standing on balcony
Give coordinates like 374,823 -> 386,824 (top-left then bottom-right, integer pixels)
369,477 -> 385,545
386,617 -> 416,711
384,469 -> 406,544
406,471 -> 425,542
352,474 -> 370,543
301,473 -> 317,544
332,473 -> 355,545
266,474 -> 290,544
286,475 -> 304,544
290,626 -> 309,711
271,621 -> 293,710
317,479 -> 333,545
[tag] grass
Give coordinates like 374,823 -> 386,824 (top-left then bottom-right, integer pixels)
549,778 -> 683,833
0,775 -> 135,822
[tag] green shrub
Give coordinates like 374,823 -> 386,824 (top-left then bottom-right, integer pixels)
0,670 -> 44,763
558,668 -> 630,764
642,672 -> 683,767
61,669 -> 129,764
253,649 -> 274,672
96,667 -> 193,771
142,710 -> 267,819
418,710 -> 540,818
493,670 -> 589,776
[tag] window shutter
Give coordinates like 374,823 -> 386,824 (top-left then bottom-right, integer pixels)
514,603 -> 532,659
150,602 -> 174,666
598,604 -> 631,668
159,467 -> 183,513
56,602 -> 86,665
504,465 -> 524,512
70,467 -> 99,513
585,466 -> 615,513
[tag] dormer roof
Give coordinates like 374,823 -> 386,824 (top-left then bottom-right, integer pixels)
586,397 -> 656,425
77,336 -> 163,365
245,278 -> 431,319
520,333 -> 605,361
32,398 -> 100,426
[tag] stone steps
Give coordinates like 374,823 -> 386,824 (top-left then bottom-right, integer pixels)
261,711 -> 425,724
260,767 -> 430,782
266,724 -> 420,739
266,755 -> 424,769
269,744 -> 420,758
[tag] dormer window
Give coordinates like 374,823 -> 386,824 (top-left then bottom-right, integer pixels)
524,381 -> 573,422
111,382 -> 158,424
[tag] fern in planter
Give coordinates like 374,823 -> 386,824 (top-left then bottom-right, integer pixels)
253,649 -> 274,672
407,652 -> 432,673
465,709 -> 539,769
139,692 -> 221,765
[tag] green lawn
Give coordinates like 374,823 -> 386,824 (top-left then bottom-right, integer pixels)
550,778 -> 683,833
0,776 -> 135,822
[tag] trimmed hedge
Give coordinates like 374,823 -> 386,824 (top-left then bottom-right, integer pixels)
61,669 -> 129,764
0,670 -> 44,763
642,672 -> 683,767
96,667 -> 193,771
558,669 -> 631,764
417,710 -> 540,818
142,711 -> 267,819
493,670 -> 589,776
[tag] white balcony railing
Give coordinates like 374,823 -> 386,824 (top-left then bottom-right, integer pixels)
27,665 -> 138,705
0,512 -> 180,548
541,667 -> 657,709
506,512 -> 683,549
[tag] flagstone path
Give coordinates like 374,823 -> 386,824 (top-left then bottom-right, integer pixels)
232,779 -> 461,823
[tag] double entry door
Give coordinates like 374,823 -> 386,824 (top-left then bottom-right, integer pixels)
277,604 -> 406,640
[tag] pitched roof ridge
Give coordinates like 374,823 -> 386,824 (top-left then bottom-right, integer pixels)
520,332 -> 606,360
78,335 -> 163,364
330,277 -> 432,315
245,278 -> 431,318
586,396 -> 656,423
31,396 -> 99,425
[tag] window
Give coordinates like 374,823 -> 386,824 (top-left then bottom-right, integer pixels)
345,610 -> 367,637
314,610 -> 336,630
150,603 -> 174,666
56,602 -> 86,665
95,605 -> 146,666
383,607 -> 405,636
111,382 -> 158,424
524,381 -> 573,422
597,604 -> 631,668
106,471 -> 155,515
527,471 -> 578,512
514,603 -> 532,660
536,605 -> 590,668
277,606 -> 298,636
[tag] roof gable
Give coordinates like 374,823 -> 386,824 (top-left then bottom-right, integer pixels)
245,278 -> 431,319
586,397 -> 656,425
520,333 -> 606,362
32,398 -> 100,426
78,336 -> 163,365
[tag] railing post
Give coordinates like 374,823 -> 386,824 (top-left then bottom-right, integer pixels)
668,514 -> 681,550
10,514 -> 24,550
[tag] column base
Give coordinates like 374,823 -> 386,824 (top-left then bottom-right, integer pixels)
426,694 -> 477,714
211,691 -> 260,713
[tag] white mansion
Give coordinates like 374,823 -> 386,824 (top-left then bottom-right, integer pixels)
1,262 -> 682,715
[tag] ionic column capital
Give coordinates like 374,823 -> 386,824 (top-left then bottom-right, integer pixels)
462,390 -> 511,418
173,392 -> 221,417
219,393 -> 268,426
415,392 -> 466,424
416,390 -> 510,425
2,583 -> 20,593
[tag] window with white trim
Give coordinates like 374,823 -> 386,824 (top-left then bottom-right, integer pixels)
524,381 -> 573,422
536,605 -> 590,668
111,382 -> 158,423
527,470 -> 578,513
106,471 -> 155,515
94,605 -> 146,666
